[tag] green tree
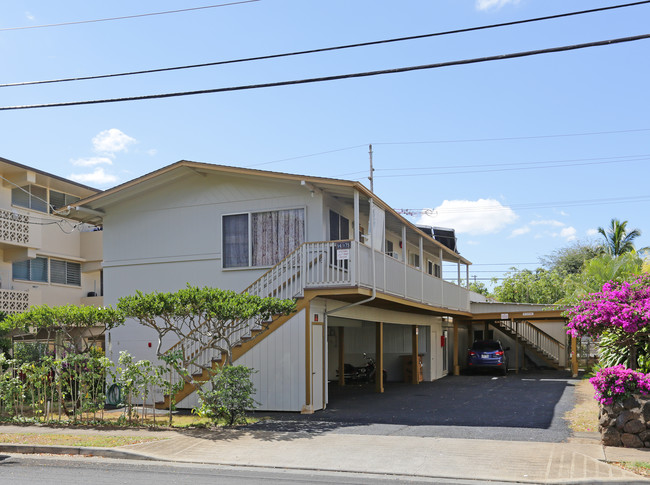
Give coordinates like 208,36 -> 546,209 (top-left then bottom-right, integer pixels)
468,281 -> 490,297
539,241 -> 602,275
492,268 -> 566,304
118,285 -> 296,368
598,218 -> 648,256
560,252 -> 643,305
1,305 -> 124,355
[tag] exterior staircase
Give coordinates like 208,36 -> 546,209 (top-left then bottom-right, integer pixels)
492,319 -> 565,369
155,243 -> 314,409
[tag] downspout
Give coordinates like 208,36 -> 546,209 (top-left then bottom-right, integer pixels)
325,197 -> 376,318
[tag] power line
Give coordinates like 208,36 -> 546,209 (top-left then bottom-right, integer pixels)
373,154 -> 649,172
371,128 -> 650,147
3,33 -> 649,111
396,194 -> 650,215
0,1 -> 260,32
246,145 -> 367,168
3,1 -> 648,88
373,155 -> 650,178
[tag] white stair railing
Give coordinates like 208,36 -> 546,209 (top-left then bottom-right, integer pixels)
497,320 -> 563,364
160,243 -> 309,402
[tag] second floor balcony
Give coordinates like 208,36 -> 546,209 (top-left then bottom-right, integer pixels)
246,240 -> 471,314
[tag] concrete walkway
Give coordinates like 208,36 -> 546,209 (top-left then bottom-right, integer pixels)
1,424 -> 649,483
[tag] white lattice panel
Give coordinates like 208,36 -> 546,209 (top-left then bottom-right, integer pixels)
0,209 -> 29,245
0,290 -> 30,314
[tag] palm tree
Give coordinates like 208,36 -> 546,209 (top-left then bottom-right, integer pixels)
597,218 -> 647,256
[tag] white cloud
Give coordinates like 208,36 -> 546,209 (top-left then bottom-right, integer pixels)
557,227 -> 577,241
509,226 -> 531,238
586,228 -> 598,236
466,240 -> 480,246
476,0 -> 520,11
25,12 -> 35,21
92,128 -> 136,155
417,198 -> 518,235
147,149 -> 158,156
70,156 -> 113,167
69,167 -> 118,186
530,219 -> 565,227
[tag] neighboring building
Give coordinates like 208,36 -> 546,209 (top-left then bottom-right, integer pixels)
0,157 -> 103,315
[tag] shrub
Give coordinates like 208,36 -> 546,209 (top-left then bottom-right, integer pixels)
589,365 -> 650,405
195,365 -> 257,426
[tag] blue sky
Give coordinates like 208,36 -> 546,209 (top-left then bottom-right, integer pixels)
1,0 -> 649,286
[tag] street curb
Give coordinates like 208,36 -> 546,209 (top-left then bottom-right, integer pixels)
0,444 -> 160,461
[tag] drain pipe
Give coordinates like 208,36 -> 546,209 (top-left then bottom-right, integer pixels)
325,197 -> 377,318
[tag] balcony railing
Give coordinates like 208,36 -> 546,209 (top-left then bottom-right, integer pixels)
301,240 -> 469,312
0,209 -> 30,246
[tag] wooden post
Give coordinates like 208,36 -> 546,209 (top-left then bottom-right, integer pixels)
453,319 -> 460,376
338,327 -> 345,386
412,325 -> 419,384
376,322 -> 384,393
514,319 -> 519,375
571,335 -> 578,377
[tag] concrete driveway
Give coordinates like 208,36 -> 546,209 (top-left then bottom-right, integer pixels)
248,371 -> 578,442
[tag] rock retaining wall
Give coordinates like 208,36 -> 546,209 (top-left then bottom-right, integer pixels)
599,395 -> 650,448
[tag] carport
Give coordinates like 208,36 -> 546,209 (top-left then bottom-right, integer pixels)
326,316 -> 432,396
451,303 -> 578,376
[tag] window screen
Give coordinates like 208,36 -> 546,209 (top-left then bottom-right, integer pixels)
223,214 -> 249,268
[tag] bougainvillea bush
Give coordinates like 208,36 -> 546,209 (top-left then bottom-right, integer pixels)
589,365 -> 650,405
566,273 -> 650,338
566,273 -> 650,371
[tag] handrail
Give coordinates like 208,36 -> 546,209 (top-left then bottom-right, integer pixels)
241,239 -> 353,295
496,318 -> 564,363
520,318 -> 564,345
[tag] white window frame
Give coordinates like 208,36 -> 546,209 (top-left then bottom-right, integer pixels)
221,206 -> 307,270
12,257 -> 82,287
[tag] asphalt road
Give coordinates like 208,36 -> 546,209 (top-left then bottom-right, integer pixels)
248,371 -> 577,442
0,455 -> 502,485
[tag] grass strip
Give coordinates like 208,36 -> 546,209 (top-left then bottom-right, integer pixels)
0,433 -> 165,448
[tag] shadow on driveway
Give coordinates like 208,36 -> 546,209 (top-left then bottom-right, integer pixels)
247,370 -> 578,442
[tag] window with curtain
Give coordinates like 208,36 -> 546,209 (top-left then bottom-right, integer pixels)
223,214 -> 249,268
223,208 -> 305,268
252,209 -> 305,266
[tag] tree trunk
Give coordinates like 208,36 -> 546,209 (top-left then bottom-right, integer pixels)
629,345 -> 638,370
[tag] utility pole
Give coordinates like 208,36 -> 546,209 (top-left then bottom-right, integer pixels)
369,144 -> 374,193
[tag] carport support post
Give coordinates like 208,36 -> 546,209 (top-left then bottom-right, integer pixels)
453,319 -> 460,376
338,327 -> 345,386
571,335 -> 578,377
514,319 -> 519,375
412,325 -> 419,384
375,322 -> 384,393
